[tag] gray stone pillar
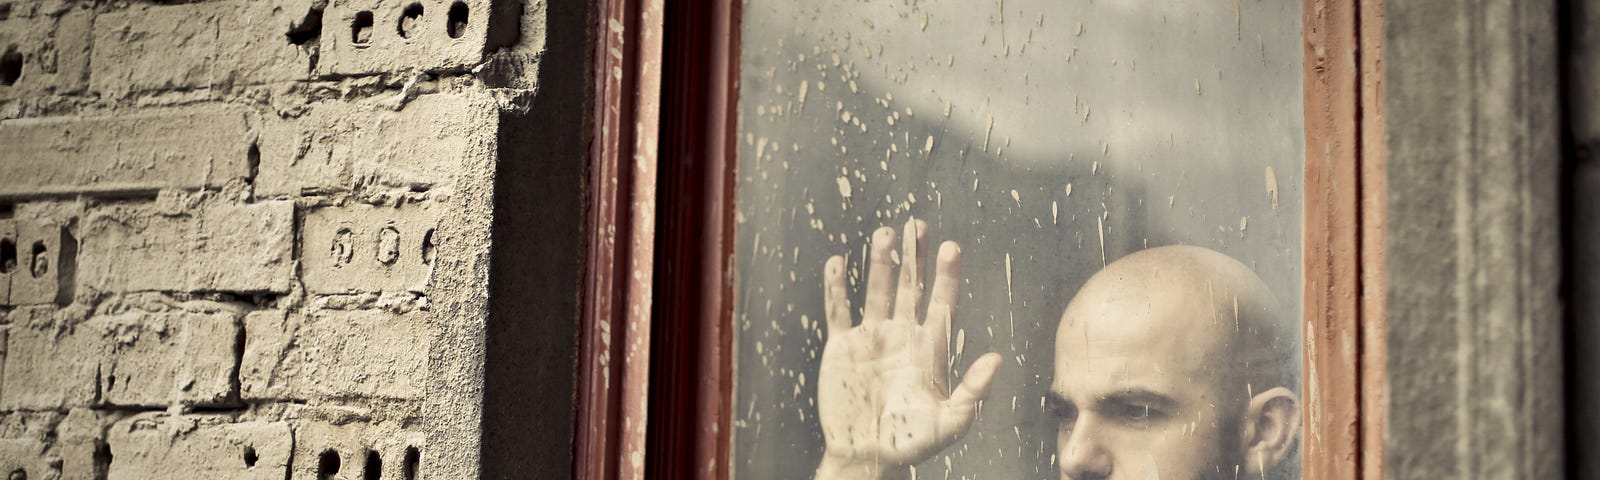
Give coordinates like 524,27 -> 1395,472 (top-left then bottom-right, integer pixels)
1384,0 -> 1565,478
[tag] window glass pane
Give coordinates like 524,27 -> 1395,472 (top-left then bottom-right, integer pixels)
731,2 -> 1305,478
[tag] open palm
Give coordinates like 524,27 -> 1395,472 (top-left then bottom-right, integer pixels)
816,220 -> 1003,477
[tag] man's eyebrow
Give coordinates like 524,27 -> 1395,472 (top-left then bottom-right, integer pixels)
1096,388 -> 1179,409
1045,391 -> 1072,407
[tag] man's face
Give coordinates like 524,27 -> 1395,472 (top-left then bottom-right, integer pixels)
1049,288 -> 1242,480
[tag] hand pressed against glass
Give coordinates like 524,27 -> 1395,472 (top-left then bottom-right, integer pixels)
813,232 -> 1301,480
814,219 -> 1003,480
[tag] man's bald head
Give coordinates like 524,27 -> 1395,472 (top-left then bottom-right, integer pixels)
1057,245 -> 1297,390
1049,245 -> 1302,480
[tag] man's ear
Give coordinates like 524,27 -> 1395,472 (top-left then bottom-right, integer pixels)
1240,386 -> 1300,475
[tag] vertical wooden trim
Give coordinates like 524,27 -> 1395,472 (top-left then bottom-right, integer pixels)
1303,0 -> 1363,478
619,2 -> 665,480
698,0 -> 742,477
576,0 -> 664,477
1357,0 -> 1387,478
648,0 -> 742,477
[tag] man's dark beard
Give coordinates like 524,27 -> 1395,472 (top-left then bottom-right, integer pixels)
1194,410 -> 1249,480
1194,408 -> 1300,480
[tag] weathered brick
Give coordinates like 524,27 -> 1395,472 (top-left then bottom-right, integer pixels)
242,309 -> 429,401
256,93 -> 499,198
80,200 -> 294,294
0,410 -> 62,443
90,1 -> 313,95
1,317 -> 98,410
292,420 -> 425,480
107,413 -> 291,480
0,219 -> 15,304
6,219 -> 73,306
316,0 -> 493,77
0,107 -> 254,199
97,310 -> 241,408
0,438 -> 53,480
2,308 -> 242,410
60,408 -> 111,480
0,327 -> 7,405
302,204 -> 437,294
0,8 -> 92,100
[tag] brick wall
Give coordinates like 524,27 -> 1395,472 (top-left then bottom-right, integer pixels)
0,0 -> 583,478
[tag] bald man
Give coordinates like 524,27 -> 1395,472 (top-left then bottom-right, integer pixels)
813,220 -> 1302,480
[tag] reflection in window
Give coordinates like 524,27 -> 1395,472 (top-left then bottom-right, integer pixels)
731,1 -> 1305,479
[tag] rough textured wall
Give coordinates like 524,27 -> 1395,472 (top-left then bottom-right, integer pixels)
1384,0 -> 1564,478
0,0 -> 582,478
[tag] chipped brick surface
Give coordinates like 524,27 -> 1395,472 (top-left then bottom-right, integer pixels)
106,413 -> 291,480
91,2 -> 313,95
0,219 -> 16,304
2,308 -> 242,410
80,200 -> 295,294
0,437 -> 54,480
301,203 -> 439,294
291,419 -> 425,480
8,219 -> 73,305
315,0 -> 493,76
96,310 -> 241,408
255,93 -> 499,198
0,0 -> 559,477
0,107 -> 254,198
242,308 -> 429,401
59,408 -> 110,480
0,8 -> 92,100
1,313 -> 100,410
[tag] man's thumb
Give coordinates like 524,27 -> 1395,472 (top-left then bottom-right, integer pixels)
939,352 -> 1003,434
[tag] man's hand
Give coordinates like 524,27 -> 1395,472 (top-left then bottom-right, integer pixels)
814,219 -> 1003,480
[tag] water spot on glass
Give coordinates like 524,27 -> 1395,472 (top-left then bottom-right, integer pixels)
983,115 -> 995,151
1265,166 -> 1280,211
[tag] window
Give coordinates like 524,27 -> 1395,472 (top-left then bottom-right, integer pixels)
731,1 -> 1306,478
577,0 -> 1373,478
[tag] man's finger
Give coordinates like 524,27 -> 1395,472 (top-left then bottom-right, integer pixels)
892,218 -> 929,322
923,241 -> 962,390
823,255 -> 853,335
862,226 -> 897,324
925,241 -> 962,324
939,352 -> 1003,438
922,308 -> 952,393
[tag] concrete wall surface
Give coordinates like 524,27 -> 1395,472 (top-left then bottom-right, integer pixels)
0,0 -> 586,478
1385,0 -> 1565,478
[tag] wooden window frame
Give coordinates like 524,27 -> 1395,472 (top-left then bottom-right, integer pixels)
575,0 -> 1388,478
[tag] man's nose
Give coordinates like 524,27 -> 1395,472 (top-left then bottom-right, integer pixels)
1058,418 -> 1113,480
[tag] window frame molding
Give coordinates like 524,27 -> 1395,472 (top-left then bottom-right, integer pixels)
577,0 -> 1387,478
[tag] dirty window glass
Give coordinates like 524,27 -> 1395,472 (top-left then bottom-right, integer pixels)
731,1 -> 1305,479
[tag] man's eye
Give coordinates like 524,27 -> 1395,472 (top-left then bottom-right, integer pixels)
1049,402 -> 1078,422
1114,403 -> 1164,422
